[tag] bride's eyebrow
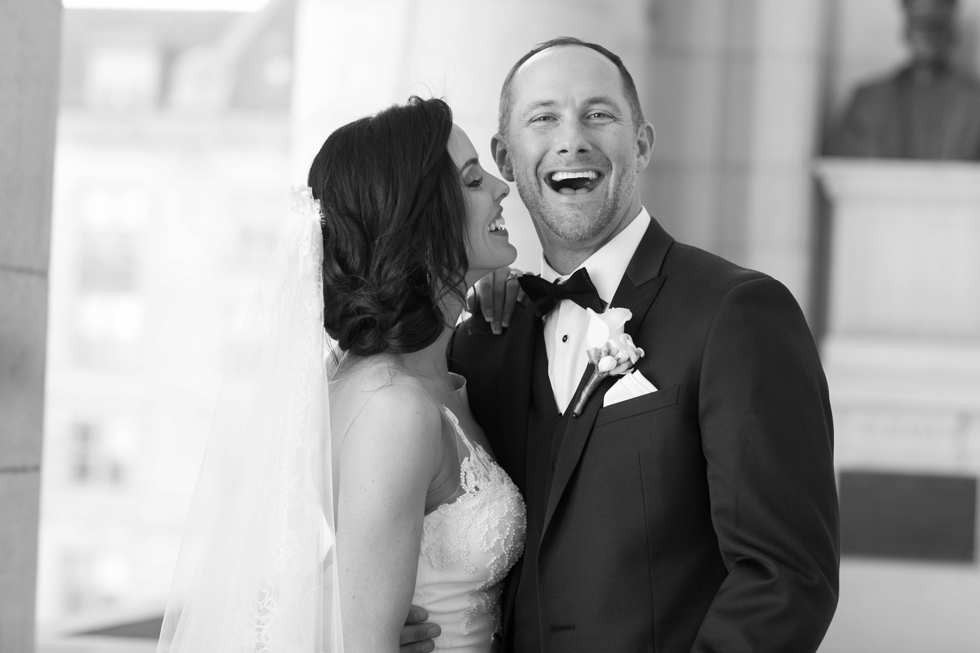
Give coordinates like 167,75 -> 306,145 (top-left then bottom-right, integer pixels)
458,157 -> 479,173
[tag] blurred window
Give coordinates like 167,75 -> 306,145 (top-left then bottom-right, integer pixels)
41,2 -> 294,635
84,45 -> 163,111
228,191 -> 283,267
72,187 -> 147,369
77,229 -> 140,292
61,549 -> 130,615
69,418 -> 136,487
76,185 -> 146,292
73,293 -> 144,370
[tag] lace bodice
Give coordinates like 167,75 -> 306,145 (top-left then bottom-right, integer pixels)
412,406 -> 526,652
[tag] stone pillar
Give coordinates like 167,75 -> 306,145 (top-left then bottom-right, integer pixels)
645,0 -> 826,320
816,158 -> 980,653
291,0 -> 649,274
0,1 -> 61,651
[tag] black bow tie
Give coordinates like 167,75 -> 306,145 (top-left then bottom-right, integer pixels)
518,268 -> 605,317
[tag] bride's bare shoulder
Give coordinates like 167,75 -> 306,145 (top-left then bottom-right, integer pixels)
336,368 -> 445,469
361,379 -> 442,428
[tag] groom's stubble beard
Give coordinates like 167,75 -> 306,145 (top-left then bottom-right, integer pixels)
511,149 -> 638,244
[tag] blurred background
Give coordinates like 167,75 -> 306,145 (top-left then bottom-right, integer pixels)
2,0 -> 979,651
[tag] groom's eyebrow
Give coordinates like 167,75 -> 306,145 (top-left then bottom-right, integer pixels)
521,96 -> 623,116
584,95 -> 622,108
523,100 -> 558,113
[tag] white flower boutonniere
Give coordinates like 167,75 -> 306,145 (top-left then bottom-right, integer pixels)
571,307 -> 645,417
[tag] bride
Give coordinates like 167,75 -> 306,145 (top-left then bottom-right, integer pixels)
157,97 -> 526,653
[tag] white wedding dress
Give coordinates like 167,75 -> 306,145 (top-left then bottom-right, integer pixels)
331,364 -> 526,653
413,405 -> 526,651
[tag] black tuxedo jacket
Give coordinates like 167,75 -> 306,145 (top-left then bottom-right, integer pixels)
450,217 -> 839,653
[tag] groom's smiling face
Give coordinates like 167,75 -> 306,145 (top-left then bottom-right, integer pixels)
494,45 -> 652,248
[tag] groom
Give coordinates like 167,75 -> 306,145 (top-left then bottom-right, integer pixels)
414,37 -> 839,652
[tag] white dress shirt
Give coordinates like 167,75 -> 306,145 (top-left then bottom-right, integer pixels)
540,208 -> 651,412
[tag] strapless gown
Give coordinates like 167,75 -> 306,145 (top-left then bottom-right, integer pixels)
412,406 -> 526,652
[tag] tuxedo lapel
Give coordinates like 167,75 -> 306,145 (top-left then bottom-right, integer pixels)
540,217 -> 675,541
615,215 -> 674,337
494,299 -> 538,495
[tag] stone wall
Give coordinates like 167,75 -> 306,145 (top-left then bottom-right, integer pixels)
644,0 -> 827,320
0,1 -> 62,650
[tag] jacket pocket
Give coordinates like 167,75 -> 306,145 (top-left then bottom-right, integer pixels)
594,384 -> 680,428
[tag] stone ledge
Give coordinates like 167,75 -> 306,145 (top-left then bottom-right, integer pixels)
816,158 -> 980,201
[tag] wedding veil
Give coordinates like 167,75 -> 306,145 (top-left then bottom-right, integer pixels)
157,188 -> 343,653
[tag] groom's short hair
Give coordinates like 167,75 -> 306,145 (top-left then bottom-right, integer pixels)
497,36 -> 646,138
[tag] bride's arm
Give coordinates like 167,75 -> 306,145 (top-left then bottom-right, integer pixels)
335,385 -> 444,653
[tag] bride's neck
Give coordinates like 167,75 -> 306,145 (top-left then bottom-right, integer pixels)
386,290 -> 464,387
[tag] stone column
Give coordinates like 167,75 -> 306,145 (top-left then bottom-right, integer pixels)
0,1 -> 61,651
645,0 -> 826,320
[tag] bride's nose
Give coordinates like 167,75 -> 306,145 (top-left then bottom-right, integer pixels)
491,176 -> 510,202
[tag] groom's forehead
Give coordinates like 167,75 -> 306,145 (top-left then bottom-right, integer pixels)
509,46 -> 626,106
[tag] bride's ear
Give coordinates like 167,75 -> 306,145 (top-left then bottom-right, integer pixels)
490,134 -> 515,182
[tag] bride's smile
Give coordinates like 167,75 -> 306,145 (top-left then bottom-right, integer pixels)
450,124 -> 517,287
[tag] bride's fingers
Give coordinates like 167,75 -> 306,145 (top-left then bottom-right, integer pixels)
477,273 -> 494,324
492,268 -> 509,334
470,268 -> 522,332
502,272 -> 521,329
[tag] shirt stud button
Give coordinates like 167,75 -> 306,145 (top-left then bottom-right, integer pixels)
562,334 -> 568,343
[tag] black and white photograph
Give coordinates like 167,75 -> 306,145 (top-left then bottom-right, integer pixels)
2,1 -> 979,652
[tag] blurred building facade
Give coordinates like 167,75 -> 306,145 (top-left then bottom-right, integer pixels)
8,0 -> 980,651
37,0 -> 297,632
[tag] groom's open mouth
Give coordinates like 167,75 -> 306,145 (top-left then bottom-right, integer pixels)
545,169 -> 604,195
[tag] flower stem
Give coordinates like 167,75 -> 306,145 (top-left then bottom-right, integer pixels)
571,371 -> 608,417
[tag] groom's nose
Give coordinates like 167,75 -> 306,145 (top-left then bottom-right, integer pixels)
554,119 -> 593,156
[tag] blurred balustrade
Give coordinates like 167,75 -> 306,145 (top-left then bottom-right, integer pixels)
817,158 -> 980,652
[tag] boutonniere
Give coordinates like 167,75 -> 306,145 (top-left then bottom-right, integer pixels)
571,307 -> 645,417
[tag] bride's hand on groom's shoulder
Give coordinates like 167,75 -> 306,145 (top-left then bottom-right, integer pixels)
467,268 -> 526,334
399,605 -> 440,653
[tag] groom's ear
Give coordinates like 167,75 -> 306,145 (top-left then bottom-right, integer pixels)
490,133 -> 515,182
634,121 -> 655,173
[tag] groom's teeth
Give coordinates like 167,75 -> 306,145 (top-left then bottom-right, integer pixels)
550,170 -> 598,182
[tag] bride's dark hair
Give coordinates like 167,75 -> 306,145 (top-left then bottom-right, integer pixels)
308,97 -> 469,356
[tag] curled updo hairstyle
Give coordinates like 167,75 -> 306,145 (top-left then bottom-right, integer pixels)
308,97 -> 469,356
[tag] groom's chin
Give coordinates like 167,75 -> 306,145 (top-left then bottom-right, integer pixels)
537,206 -> 609,242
